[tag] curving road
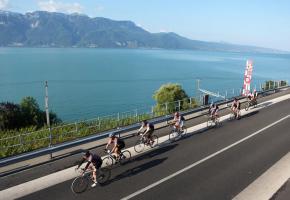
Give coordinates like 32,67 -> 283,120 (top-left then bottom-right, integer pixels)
15,97 -> 290,200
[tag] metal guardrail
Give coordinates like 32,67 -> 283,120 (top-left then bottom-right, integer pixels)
1,85 -> 289,167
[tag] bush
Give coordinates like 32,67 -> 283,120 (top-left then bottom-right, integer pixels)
153,83 -> 197,114
0,96 -> 61,131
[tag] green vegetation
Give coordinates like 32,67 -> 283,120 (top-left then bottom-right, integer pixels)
0,96 -> 60,131
153,83 -> 198,115
262,80 -> 288,91
1,85 -> 198,158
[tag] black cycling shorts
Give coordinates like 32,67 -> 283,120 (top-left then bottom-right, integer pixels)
94,160 -> 102,169
147,129 -> 154,137
117,140 -> 125,149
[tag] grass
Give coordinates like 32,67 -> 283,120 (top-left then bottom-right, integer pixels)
0,101 -> 198,158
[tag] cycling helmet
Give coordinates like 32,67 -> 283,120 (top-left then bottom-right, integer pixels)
109,133 -> 115,138
142,120 -> 148,125
174,112 -> 179,117
83,150 -> 90,157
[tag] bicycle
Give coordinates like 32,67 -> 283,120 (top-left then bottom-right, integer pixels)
168,123 -> 187,141
228,106 -> 240,120
245,98 -> 257,111
102,149 -> 131,167
71,167 -> 111,194
207,114 -> 221,127
134,132 -> 158,153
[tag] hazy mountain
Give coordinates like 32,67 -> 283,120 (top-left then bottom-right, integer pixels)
0,10 -> 286,53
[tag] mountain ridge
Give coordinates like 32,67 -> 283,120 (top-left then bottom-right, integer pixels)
0,10 -> 287,54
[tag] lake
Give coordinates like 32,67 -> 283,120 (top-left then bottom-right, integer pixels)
0,48 -> 289,121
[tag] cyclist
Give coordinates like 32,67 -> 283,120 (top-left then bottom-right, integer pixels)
105,133 -> 125,161
247,92 -> 253,102
210,104 -> 219,121
172,112 -> 185,132
252,89 -> 258,104
76,151 -> 103,188
247,90 -> 257,105
137,120 -> 155,145
231,98 -> 240,119
253,89 -> 258,99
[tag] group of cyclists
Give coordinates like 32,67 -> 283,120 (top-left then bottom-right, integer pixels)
209,89 -> 258,121
76,111 -> 185,188
76,90 -> 258,188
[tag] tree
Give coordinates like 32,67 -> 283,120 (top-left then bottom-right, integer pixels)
20,96 -> 42,127
153,83 -> 196,114
0,96 -> 61,131
0,102 -> 23,130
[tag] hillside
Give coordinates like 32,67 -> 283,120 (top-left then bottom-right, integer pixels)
0,10 -> 285,53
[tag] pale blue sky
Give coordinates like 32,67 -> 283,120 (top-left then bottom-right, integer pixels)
1,0 -> 290,51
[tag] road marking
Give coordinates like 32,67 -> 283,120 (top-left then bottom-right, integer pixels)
121,115 -> 290,200
233,152 -> 290,200
1,94 -> 290,199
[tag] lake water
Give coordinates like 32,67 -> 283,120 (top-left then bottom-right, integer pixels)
0,48 -> 289,121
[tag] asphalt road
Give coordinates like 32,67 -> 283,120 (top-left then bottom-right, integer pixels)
17,97 -> 290,200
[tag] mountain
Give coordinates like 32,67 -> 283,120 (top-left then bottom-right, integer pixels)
0,10 -> 286,53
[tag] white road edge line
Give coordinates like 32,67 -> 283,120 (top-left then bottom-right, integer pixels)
120,115 -> 290,200
233,152 -> 290,200
0,94 -> 289,200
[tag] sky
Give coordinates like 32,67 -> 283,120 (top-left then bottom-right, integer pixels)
1,0 -> 290,51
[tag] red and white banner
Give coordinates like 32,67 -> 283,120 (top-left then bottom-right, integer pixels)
242,60 -> 253,96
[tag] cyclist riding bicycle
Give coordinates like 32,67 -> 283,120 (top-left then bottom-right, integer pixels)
137,120 -> 155,145
76,151 -> 103,188
253,89 -> 258,99
105,133 -> 125,161
247,92 -> 254,101
210,104 -> 219,120
172,112 -> 185,132
231,98 -> 240,119
248,89 -> 258,104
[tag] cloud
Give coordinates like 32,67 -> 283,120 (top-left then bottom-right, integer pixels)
0,0 -> 9,10
38,0 -> 83,14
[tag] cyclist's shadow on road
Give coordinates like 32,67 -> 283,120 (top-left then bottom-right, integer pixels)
104,144 -> 178,184
240,110 -> 259,119
106,157 -> 167,184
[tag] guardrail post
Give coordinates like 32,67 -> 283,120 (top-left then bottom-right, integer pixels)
151,106 -> 154,117
48,127 -> 52,159
75,122 -> 78,134
178,100 -> 181,111
19,134 -> 23,145
135,109 -> 138,122
225,90 -> 228,99
239,88 -> 242,95
165,102 -> 168,113
232,88 -> 235,95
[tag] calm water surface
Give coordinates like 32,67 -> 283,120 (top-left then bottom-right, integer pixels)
0,48 -> 289,121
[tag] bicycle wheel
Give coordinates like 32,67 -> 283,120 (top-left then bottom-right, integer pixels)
181,126 -> 187,136
150,135 -> 158,148
71,176 -> 89,194
97,168 -> 111,185
228,111 -> 235,121
120,150 -> 131,165
207,118 -> 213,127
245,102 -> 250,111
214,117 -> 221,127
134,140 -> 145,153
102,156 -> 114,167
253,100 -> 258,108
169,130 -> 178,142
